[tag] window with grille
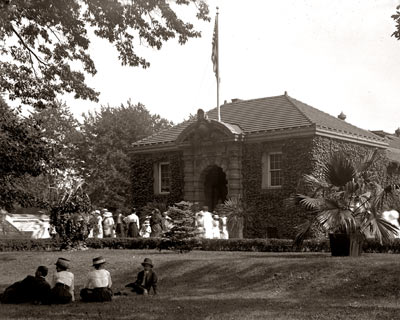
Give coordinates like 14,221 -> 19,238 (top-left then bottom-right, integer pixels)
269,153 -> 283,187
262,152 -> 283,189
159,162 -> 170,193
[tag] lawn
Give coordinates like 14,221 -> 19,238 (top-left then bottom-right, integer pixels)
1,250 -> 400,319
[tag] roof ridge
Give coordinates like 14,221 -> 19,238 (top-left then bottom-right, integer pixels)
284,95 -> 314,125
287,96 -> 384,141
206,94 -> 288,117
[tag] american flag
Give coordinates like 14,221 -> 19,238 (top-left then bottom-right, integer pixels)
211,14 -> 218,79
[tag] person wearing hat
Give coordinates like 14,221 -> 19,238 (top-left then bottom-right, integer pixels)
125,258 -> 158,295
102,211 -> 115,238
0,266 -> 51,304
50,258 -> 75,304
80,256 -> 113,302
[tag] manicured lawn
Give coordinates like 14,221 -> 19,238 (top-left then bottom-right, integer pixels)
1,250 -> 400,319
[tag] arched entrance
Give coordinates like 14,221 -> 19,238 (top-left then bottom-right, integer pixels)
203,165 -> 228,211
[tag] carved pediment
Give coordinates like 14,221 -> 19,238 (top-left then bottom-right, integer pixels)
177,109 -> 242,145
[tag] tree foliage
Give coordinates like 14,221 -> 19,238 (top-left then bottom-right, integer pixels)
50,181 -> 92,250
0,97 -> 51,209
0,0 -> 209,109
20,101 -> 83,206
77,101 -> 172,211
392,5 -> 400,40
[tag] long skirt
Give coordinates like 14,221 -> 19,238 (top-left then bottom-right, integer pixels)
116,223 -> 124,237
128,222 -> 139,238
80,287 -> 113,302
50,283 -> 72,304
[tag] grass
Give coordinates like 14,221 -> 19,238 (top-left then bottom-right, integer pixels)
1,250 -> 400,319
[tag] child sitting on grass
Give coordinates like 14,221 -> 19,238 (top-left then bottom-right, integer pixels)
116,258 -> 157,296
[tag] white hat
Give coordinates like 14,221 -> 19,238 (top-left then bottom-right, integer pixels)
103,212 -> 112,218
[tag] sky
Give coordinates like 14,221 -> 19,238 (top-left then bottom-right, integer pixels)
64,0 -> 400,133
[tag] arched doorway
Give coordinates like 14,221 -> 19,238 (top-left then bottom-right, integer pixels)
203,165 -> 228,211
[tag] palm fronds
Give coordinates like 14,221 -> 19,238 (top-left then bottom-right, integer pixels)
288,149 -> 400,249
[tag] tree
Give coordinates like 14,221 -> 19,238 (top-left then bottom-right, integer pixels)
77,101 -> 172,211
0,0 -> 210,110
287,150 -> 400,256
0,96 -> 51,210
392,5 -> 400,40
50,181 -> 92,250
22,101 -> 83,206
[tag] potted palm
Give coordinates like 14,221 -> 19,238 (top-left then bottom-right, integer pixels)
287,149 -> 400,256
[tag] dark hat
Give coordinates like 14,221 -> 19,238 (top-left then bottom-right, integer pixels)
55,257 -> 70,269
92,256 -> 106,266
141,258 -> 153,267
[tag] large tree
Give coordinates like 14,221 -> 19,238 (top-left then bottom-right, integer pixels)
21,101 -> 83,206
0,0 -> 209,109
78,101 -> 171,211
0,96 -> 51,209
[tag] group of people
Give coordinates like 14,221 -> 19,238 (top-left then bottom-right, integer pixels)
89,206 -> 229,240
0,256 -> 158,304
90,208 -> 173,239
195,206 -> 229,239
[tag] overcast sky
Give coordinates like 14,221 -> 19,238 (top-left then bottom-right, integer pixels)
65,0 -> 400,133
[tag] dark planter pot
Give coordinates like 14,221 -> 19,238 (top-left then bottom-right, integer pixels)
329,233 -> 363,257
329,233 -> 350,256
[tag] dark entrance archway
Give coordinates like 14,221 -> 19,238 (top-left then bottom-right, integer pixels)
203,165 -> 228,211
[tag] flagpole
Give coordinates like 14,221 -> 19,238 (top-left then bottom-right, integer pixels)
216,7 -> 220,122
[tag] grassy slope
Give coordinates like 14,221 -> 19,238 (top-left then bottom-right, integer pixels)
0,250 -> 400,320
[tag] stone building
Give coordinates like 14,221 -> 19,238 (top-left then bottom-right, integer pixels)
131,94 -> 399,238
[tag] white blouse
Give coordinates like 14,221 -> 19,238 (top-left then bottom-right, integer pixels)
85,269 -> 112,289
52,270 -> 75,301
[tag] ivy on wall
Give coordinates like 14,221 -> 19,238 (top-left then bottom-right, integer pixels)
131,151 -> 184,208
131,136 -> 400,239
242,135 -> 400,239
242,138 -> 314,239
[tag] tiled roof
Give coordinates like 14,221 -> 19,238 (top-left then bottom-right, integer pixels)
386,135 -> 400,150
133,94 -> 385,148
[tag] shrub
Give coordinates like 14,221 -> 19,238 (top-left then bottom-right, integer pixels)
3,237 -> 400,253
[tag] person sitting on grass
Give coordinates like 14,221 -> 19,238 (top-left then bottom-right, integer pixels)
0,266 -> 51,304
124,258 -> 158,295
80,256 -> 113,302
50,257 -> 75,304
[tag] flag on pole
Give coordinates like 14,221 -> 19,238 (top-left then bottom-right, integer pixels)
211,13 -> 218,79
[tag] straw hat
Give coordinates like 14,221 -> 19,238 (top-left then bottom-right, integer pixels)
92,256 -> 106,266
141,258 -> 153,267
103,212 -> 112,218
55,257 -> 70,269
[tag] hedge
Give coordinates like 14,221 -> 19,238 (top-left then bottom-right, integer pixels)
2,237 -> 400,253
